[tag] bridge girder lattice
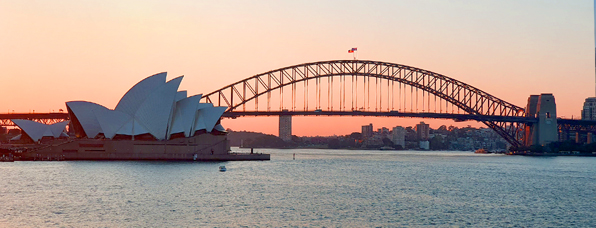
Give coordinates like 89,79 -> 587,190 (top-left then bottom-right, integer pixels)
0,113 -> 69,127
203,60 -> 527,147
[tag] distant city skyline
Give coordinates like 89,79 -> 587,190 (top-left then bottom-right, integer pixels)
1,0 -> 593,136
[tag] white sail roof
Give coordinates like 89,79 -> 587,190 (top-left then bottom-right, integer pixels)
170,94 -> 202,137
66,72 -> 227,141
191,103 -> 213,134
115,72 -> 167,117
115,118 -> 150,136
10,134 -> 21,141
11,119 -> 69,142
134,76 -> 183,140
49,121 -> 70,137
175,91 -> 188,102
94,109 -> 132,139
213,124 -> 226,132
66,101 -> 109,138
199,106 -> 227,133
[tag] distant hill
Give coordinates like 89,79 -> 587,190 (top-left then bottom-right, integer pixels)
227,130 -> 294,148
227,130 -> 273,147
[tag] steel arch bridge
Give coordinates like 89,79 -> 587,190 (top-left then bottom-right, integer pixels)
0,113 -> 69,127
203,60 -> 527,147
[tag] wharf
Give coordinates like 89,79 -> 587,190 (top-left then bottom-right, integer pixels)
3,135 -> 270,161
507,151 -> 596,157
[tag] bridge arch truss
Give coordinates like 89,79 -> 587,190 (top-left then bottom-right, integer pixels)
203,60 -> 526,147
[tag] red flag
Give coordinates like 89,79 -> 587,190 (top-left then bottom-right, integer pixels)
348,50 -> 354,53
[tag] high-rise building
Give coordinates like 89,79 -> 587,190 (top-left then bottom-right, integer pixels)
582,97 -> 596,120
415,121 -> 430,141
391,126 -> 405,148
362,123 -> 373,138
378,127 -> 389,135
279,111 -> 292,142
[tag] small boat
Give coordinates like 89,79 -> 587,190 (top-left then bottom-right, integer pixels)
475,148 -> 489,154
219,166 -> 226,172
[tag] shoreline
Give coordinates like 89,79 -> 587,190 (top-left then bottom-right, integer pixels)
506,151 -> 596,157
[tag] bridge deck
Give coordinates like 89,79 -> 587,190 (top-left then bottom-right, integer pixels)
3,111 -> 594,126
223,111 -> 538,123
0,113 -> 69,126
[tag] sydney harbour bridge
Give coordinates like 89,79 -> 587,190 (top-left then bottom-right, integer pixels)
2,60 -> 596,148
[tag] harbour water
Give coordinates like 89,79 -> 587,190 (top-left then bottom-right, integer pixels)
1,148 -> 596,227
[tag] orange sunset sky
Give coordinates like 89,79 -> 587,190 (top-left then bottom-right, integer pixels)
1,0 -> 594,136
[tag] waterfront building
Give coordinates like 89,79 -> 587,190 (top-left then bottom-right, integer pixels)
3,72 -> 274,161
362,134 -> 384,148
378,127 -> 389,135
64,72 -> 227,140
279,111 -> 292,142
391,126 -> 405,148
362,123 -> 373,138
12,72 -> 229,143
582,97 -> 596,120
415,122 -> 430,141
419,140 -> 430,150
10,120 -> 68,142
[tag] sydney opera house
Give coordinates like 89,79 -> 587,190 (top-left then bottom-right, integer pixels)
12,73 -> 269,161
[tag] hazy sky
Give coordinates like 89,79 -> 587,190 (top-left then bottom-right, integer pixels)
1,0 -> 593,136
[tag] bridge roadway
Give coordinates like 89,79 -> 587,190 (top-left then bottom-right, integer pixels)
0,113 -> 69,119
223,110 -> 538,123
4,111 -> 596,131
0,113 -> 69,126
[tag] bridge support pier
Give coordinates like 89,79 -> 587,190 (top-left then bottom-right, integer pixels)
279,110 -> 292,142
525,93 -> 558,146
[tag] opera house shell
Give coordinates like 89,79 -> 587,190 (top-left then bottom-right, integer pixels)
16,73 -> 269,161
10,119 -> 69,142
67,72 -> 227,141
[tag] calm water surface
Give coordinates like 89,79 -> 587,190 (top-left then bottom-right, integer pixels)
1,149 -> 595,227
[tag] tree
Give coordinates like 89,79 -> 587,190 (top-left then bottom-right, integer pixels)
558,140 -> 580,152
291,135 -> 301,143
245,135 -> 291,148
529,144 -> 543,153
429,135 -> 447,150
348,132 -> 362,140
436,125 -> 449,134
382,137 -> 394,147
328,138 -> 341,149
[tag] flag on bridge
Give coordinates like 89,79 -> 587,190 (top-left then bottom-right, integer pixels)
348,47 -> 358,60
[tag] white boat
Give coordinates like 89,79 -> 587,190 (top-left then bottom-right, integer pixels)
219,166 -> 226,172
